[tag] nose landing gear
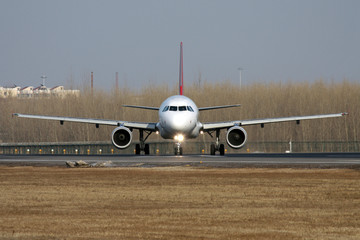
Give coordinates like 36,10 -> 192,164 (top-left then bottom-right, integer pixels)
174,142 -> 183,155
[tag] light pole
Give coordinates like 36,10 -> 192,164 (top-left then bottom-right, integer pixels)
237,67 -> 243,88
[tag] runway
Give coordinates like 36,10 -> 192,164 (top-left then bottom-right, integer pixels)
1,153 -> 360,168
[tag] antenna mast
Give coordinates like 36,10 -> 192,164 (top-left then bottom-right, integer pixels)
41,74 -> 47,86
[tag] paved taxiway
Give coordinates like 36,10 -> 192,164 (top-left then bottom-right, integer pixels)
1,153 -> 360,168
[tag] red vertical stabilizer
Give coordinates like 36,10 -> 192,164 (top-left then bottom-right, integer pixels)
179,42 -> 183,95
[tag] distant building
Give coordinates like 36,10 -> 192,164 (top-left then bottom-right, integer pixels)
50,86 -> 80,98
20,86 -> 34,98
33,85 -> 50,97
0,85 -> 80,98
0,86 -> 20,98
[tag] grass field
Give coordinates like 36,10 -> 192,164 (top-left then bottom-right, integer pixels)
0,167 -> 360,239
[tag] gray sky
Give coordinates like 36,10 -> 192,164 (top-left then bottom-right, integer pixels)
1,0 -> 359,90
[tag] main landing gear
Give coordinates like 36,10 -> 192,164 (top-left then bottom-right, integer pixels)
208,129 -> 225,156
135,129 -> 152,155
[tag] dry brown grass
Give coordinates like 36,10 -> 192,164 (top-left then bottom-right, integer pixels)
0,167 -> 359,239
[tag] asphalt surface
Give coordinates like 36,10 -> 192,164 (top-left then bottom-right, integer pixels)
1,153 -> 360,168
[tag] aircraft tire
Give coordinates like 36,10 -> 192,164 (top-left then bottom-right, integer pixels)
219,144 -> 225,156
135,144 -> 141,155
210,144 -> 216,155
144,144 -> 150,155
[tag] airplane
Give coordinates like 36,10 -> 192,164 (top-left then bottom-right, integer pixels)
14,42 -> 347,155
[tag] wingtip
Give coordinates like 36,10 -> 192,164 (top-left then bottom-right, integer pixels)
342,112 -> 349,116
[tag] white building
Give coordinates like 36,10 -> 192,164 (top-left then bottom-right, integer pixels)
50,86 -> 80,98
0,85 -> 80,98
19,86 -> 34,98
0,86 -> 20,98
33,85 -> 50,97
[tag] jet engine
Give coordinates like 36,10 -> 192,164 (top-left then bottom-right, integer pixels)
111,127 -> 132,149
226,126 -> 247,149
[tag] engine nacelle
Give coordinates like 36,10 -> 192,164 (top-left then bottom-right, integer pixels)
226,126 -> 247,149
111,127 -> 132,149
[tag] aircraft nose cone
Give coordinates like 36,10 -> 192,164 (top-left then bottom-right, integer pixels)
169,117 -> 188,131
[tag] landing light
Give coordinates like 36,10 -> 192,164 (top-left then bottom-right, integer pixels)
174,134 -> 184,142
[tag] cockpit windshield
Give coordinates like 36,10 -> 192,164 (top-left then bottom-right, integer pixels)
179,106 -> 187,111
163,105 -> 195,112
169,106 -> 177,111
162,106 -> 169,112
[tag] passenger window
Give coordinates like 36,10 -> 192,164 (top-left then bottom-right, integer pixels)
179,106 -> 187,111
169,106 -> 177,111
162,106 -> 169,112
187,106 -> 194,112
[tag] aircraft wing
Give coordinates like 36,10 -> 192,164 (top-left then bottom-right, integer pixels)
198,104 -> 241,111
202,112 -> 348,131
122,105 -> 159,111
13,113 -> 157,131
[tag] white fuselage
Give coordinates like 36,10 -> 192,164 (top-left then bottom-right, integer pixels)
156,95 -> 202,140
